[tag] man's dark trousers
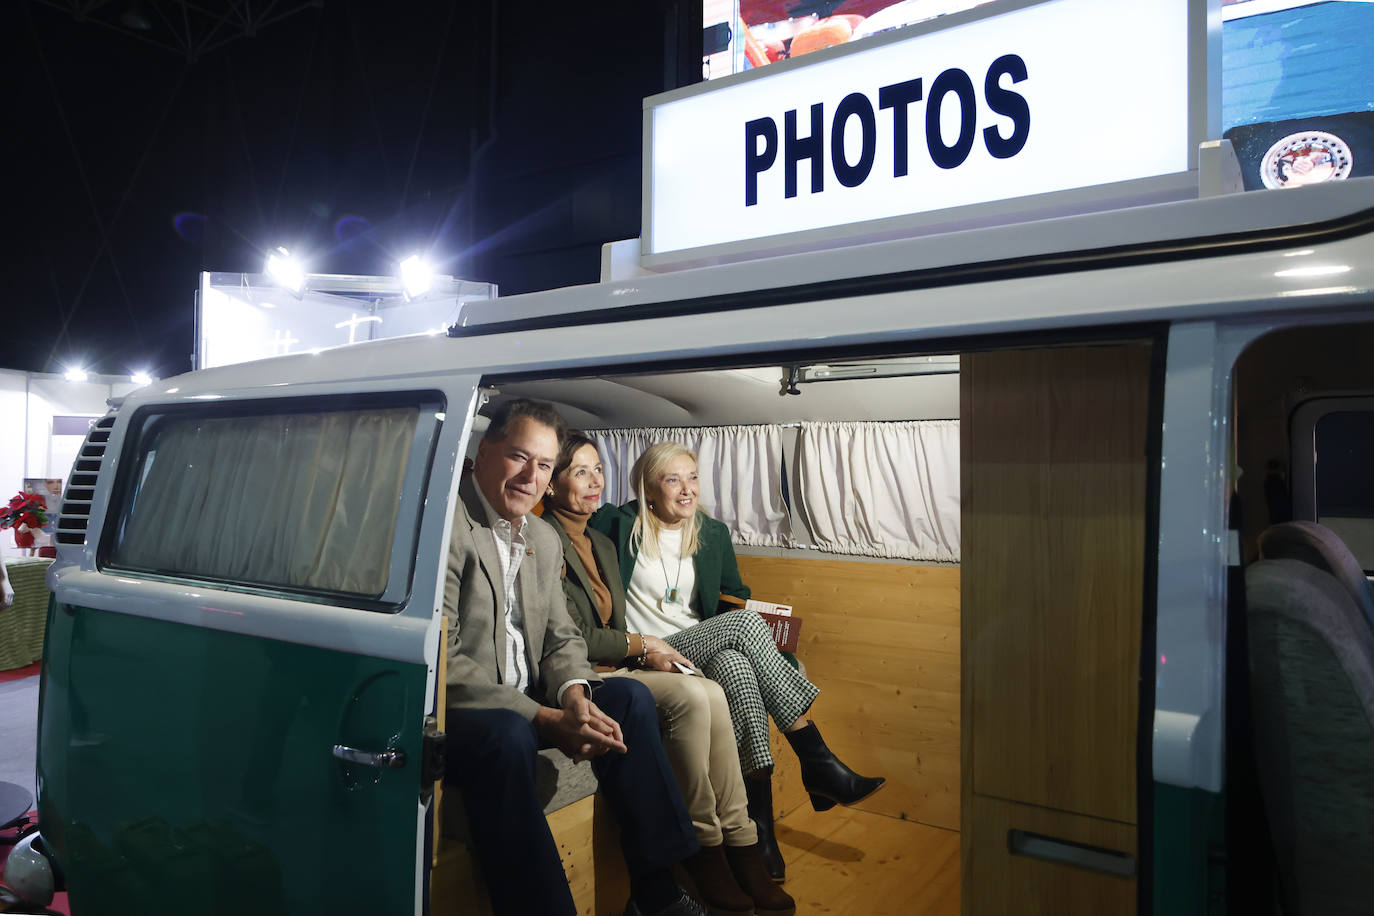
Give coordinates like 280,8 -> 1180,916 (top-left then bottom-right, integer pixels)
444,677 -> 698,915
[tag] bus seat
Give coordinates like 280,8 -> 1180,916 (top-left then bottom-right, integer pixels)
431,617 -> 600,845
1258,521 -> 1374,632
440,751 -> 599,841
1245,557 -> 1374,916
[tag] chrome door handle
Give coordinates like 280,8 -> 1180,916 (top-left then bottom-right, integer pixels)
333,744 -> 407,769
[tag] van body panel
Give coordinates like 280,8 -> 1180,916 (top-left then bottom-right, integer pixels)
39,373 -> 483,916
1153,319 -> 1278,791
37,600 -> 427,916
43,569 -> 432,663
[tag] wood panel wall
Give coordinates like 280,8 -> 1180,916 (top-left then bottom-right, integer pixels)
737,556 -> 962,830
960,343 -> 1150,915
961,344 -> 1147,823
964,795 -> 1137,915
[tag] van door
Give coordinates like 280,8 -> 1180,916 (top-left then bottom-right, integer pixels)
961,342 -> 1153,913
38,378 -> 480,916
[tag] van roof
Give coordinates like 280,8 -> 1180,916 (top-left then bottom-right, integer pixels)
148,178 -> 1374,402
460,177 -> 1374,335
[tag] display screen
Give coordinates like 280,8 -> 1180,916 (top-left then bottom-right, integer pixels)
702,0 -> 1374,191
703,1 -> 997,80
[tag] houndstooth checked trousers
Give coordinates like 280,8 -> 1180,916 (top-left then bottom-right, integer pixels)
665,610 -> 819,774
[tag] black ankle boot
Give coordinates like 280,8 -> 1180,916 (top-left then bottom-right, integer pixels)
783,722 -> 886,811
744,769 -> 786,882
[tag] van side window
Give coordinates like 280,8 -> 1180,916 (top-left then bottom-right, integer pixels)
1313,410 -> 1374,572
1290,397 -> 1374,573
104,399 -> 438,606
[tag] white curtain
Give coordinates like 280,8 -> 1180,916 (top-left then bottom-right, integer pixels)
588,425 -> 793,547
796,420 -> 960,562
114,406 -> 419,596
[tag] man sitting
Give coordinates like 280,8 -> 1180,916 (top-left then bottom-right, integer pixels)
442,398 -> 704,916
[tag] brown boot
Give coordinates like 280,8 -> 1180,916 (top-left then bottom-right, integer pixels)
725,843 -> 797,916
679,844 -> 754,915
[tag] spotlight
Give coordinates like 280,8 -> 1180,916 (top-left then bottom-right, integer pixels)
64,367 -> 88,383
399,254 -> 435,299
131,371 -> 154,386
265,246 -> 306,294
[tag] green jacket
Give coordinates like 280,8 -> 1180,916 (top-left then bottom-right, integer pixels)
548,516 -> 633,666
588,501 -> 750,619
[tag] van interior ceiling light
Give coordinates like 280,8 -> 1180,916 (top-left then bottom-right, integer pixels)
64,367 -> 88,383
265,246 -> 306,295
399,254 -> 436,300
798,356 -> 962,383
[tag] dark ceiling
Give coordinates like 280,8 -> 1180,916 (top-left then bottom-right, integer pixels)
5,0 -> 697,378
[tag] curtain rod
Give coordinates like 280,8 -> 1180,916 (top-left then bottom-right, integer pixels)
586,418 -> 958,432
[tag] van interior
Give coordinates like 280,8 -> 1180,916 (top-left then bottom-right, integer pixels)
433,319 -> 1374,915
446,335 -> 1155,914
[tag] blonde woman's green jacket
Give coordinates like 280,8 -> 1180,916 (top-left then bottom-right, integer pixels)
588,501 -> 751,619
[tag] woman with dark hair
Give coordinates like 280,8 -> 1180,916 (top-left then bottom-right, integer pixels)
544,432 -> 795,916
590,440 -> 884,883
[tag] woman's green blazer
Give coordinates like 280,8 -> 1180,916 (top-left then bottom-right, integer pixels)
548,516 -> 633,666
588,501 -> 751,619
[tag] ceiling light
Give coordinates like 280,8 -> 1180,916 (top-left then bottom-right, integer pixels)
64,367 -> 88,383
131,371 -> 154,386
400,254 -> 435,299
265,246 -> 306,294
799,355 -> 961,383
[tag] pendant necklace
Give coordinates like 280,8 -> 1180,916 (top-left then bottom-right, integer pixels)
659,537 -> 686,612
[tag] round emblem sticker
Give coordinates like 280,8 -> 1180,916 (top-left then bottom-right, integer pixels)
1260,131 -> 1353,189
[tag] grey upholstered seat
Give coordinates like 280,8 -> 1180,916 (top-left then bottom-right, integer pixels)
1259,520 -> 1374,632
1245,558 -> 1374,916
441,749 -> 599,841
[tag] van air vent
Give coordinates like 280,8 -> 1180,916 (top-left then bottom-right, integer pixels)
55,412 -> 117,547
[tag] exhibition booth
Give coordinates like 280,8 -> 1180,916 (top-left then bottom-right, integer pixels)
1,269 -> 494,560
0,371 -> 136,558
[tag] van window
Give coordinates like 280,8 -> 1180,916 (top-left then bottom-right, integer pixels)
105,400 -> 437,605
1313,408 -> 1374,571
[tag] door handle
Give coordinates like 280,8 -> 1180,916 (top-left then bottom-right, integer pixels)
1007,829 -> 1136,878
333,744 -> 407,769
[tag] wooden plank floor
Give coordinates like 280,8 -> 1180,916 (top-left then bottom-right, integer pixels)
774,805 -> 960,916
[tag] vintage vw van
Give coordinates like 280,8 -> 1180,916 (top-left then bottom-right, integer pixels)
15,0 -> 1374,908
12,172 -> 1374,915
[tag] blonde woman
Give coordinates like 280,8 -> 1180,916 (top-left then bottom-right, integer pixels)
591,441 -> 884,882
545,432 -> 793,916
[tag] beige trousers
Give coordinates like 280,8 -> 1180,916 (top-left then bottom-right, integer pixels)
606,668 -> 758,847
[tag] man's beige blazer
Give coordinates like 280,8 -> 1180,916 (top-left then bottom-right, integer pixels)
442,476 -> 600,719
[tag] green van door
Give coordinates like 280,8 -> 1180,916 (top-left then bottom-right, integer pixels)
37,380 -> 480,916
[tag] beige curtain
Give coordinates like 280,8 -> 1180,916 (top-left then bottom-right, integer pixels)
796,420 -> 960,562
589,425 -> 793,548
115,406 -> 419,596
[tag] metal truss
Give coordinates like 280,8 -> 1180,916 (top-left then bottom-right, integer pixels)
30,0 -> 322,62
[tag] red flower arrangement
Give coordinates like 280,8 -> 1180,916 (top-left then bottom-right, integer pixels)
1,492 -> 51,548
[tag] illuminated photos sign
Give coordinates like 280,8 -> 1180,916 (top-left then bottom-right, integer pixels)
644,0 -> 1206,263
